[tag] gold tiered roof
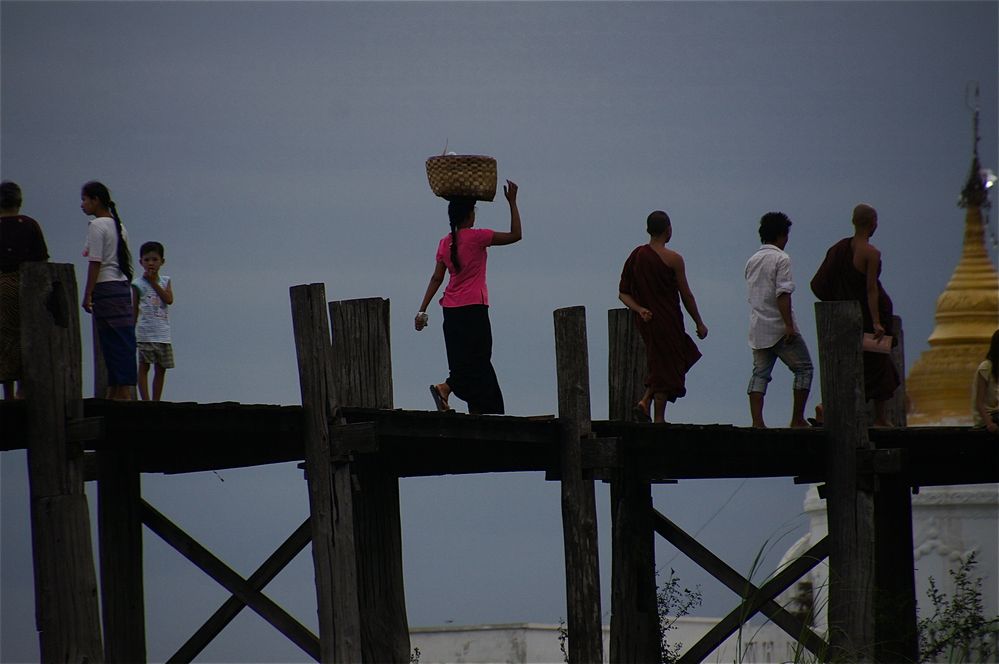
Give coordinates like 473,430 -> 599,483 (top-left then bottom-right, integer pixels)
906,109 -> 998,425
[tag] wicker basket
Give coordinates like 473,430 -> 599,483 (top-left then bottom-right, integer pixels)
425,154 -> 497,202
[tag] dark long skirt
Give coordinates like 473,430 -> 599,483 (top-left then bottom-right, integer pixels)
93,280 -> 137,386
442,304 -> 504,415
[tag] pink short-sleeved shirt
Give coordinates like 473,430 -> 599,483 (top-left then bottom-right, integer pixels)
436,228 -> 494,307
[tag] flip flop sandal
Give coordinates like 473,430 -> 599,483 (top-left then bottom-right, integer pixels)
429,385 -> 452,412
632,402 -> 651,423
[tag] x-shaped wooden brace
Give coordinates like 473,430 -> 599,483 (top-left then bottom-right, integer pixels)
140,501 -> 320,662
653,509 -> 830,663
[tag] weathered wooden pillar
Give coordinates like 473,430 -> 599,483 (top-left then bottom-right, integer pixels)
607,308 -> 659,662
97,447 -> 147,662
20,262 -> 104,662
553,306 -> 603,664
815,301 -> 875,662
873,315 -> 918,662
290,283 -> 361,663
329,297 -> 410,663
607,308 -> 646,423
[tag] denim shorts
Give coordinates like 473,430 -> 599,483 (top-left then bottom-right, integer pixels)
748,335 -> 813,394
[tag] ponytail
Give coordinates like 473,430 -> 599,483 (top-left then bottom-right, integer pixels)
82,180 -> 133,281
449,220 -> 461,273
446,198 -> 475,274
109,201 -> 133,282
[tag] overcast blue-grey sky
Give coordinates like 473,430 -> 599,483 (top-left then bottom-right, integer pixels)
2,1 -> 997,662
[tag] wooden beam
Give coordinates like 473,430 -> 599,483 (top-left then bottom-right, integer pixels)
654,510 -> 829,661
168,518 -> 313,663
141,500 -> 319,660
554,306 -> 603,664
98,448 -> 147,663
20,262 -> 104,662
290,283 -> 362,663
815,301 -> 876,662
330,297 -> 411,663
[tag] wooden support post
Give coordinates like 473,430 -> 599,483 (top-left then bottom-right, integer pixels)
554,306 -> 603,664
607,307 -> 659,661
609,461 -> 659,663
607,308 -> 646,422
871,315 -> 917,662
873,470 -> 918,663
20,262 -> 104,662
815,301 -> 875,662
291,283 -> 361,663
98,448 -> 147,662
329,297 -> 410,663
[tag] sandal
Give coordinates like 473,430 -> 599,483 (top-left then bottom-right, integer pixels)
429,384 -> 453,412
632,401 -> 651,423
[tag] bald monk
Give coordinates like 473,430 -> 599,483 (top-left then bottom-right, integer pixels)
619,210 -> 708,423
811,203 -> 900,426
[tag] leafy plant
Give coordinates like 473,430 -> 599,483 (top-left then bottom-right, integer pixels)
558,568 -> 702,664
918,552 -> 999,663
658,568 -> 703,664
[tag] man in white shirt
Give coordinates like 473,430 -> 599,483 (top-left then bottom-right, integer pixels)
745,211 -> 813,428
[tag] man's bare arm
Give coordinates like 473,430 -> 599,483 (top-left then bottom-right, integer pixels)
672,254 -> 708,339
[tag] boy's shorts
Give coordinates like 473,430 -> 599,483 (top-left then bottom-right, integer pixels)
137,342 -> 175,369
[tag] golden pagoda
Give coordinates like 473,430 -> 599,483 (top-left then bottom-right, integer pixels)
907,100 -> 999,425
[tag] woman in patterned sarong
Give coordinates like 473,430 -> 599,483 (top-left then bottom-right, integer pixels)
81,181 -> 137,400
0,181 -> 49,399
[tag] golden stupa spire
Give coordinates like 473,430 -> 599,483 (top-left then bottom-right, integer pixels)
906,86 -> 999,425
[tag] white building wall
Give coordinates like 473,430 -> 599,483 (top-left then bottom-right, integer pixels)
410,620 -> 804,664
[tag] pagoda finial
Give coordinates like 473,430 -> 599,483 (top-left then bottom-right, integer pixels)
960,82 -> 991,209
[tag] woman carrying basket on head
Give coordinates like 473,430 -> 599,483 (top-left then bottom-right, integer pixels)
415,180 -> 522,414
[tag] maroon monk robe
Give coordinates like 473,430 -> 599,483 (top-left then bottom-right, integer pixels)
810,237 -> 900,401
619,244 -> 702,401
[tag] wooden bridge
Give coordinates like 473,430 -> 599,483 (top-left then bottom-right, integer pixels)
2,262 -> 996,663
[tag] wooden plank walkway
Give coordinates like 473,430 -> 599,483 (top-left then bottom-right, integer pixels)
3,400 -> 994,484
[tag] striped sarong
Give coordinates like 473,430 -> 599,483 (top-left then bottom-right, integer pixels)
92,280 -> 137,386
0,271 -> 20,382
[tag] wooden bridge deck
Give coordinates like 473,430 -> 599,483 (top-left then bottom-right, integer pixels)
2,399 -> 994,485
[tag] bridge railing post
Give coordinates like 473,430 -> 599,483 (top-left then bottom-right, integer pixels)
20,262 -> 104,661
290,283 -> 362,663
607,308 -> 660,662
329,297 -> 411,663
815,300 -> 876,662
554,306 -> 603,664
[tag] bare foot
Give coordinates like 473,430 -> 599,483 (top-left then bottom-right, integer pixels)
790,419 -> 810,428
